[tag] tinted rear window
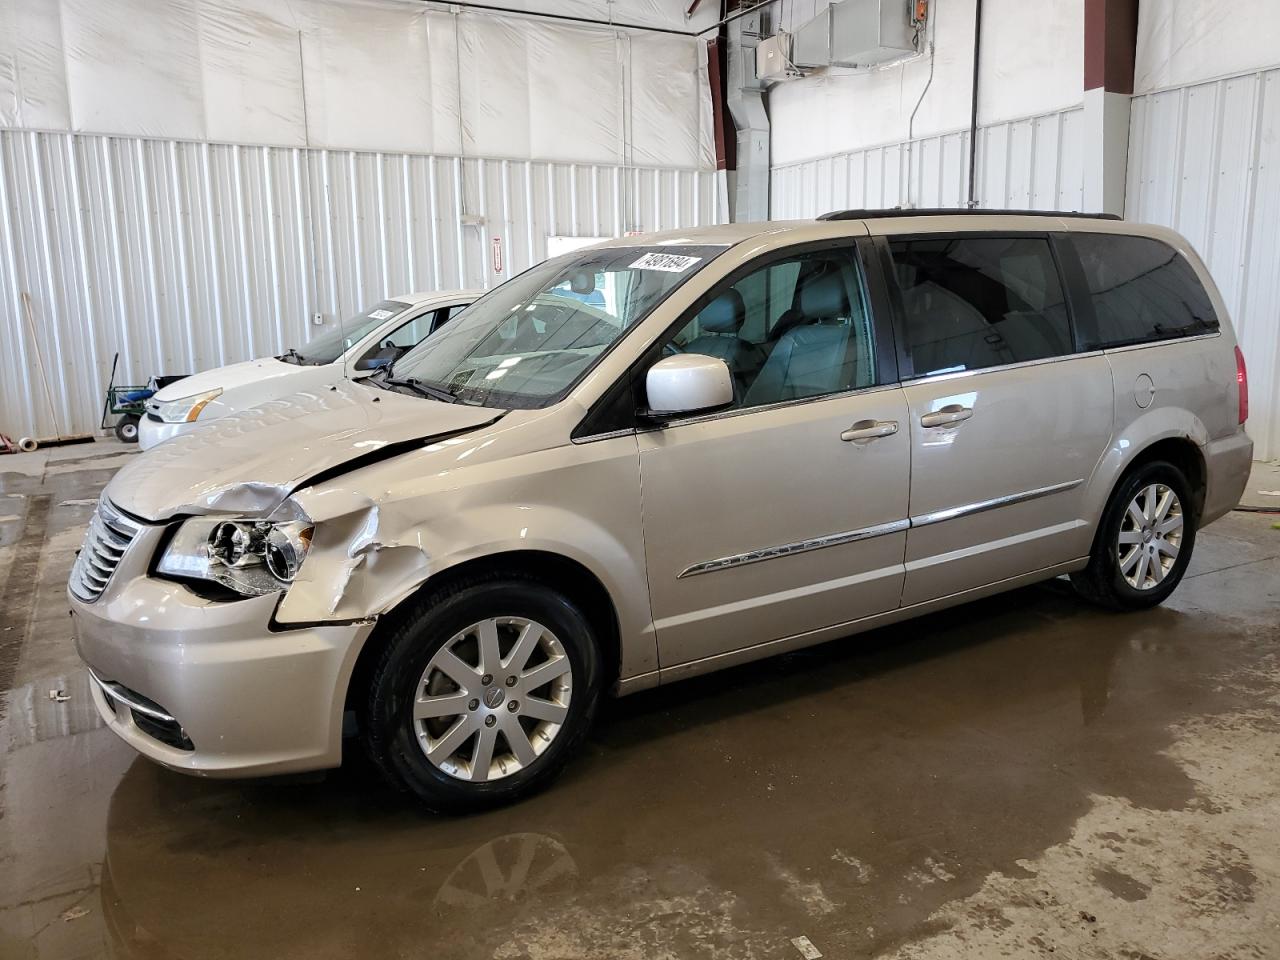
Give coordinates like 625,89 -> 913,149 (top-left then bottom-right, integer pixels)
889,235 -> 1072,377
1071,234 -> 1218,349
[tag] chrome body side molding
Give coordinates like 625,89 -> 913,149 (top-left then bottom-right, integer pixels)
678,479 -> 1084,578
677,519 -> 910,579
908,479 -> 1083,527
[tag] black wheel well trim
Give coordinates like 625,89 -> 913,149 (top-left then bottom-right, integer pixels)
341,548 -> 623,724
1122,435 -> 1208,520
1091,435 -> 1207,556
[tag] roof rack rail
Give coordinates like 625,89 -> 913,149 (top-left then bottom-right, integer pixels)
816,207 -> 1123,221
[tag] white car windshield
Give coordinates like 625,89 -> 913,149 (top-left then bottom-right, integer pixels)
386,245 -> 724,408
283,300 -> 410,365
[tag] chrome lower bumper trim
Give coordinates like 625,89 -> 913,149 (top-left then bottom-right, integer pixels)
88,668 -> 177,724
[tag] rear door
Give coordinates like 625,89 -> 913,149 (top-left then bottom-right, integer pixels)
880,231 -> 1114,605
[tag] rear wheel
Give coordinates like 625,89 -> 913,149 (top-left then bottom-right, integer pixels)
114,415 -> 140,443
1070,460 -> 1196,610
362,575 -> 602,812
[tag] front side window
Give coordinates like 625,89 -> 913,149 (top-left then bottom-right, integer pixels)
1070,233 -> 1219,349
890,235 -> 1072,378
285,300 -> 410,365
355,309 -> 438,370
388,245 -> 724,408
658,247 -> 876,410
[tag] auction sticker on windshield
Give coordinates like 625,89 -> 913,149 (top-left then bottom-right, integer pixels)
630,252 -> 703,273
368,309 -> 396,320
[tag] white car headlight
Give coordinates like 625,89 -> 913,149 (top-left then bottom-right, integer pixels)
157,507 -> 314,597
148,387 -> 223,424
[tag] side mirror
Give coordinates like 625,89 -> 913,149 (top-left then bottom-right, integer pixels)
644,354 -> 733,417
355,345 -> 403,371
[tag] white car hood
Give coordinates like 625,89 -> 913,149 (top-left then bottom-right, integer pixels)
109,380 -> 503,521
151,357 -> 312,401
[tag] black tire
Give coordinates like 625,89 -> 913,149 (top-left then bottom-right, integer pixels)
1070,460 -> 1197,610
114,415 -> 140,443
362,574 -> 602,813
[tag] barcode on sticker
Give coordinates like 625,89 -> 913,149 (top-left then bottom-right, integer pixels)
630,252 -> 702,273
368,309 -> 395,320
790,936 -> 822,959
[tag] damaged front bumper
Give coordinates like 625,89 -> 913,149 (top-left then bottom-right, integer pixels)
70,521 -> 375,777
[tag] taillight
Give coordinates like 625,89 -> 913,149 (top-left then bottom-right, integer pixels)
1235,345 -> 1248,424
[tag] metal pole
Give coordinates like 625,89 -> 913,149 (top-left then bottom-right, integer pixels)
966,0 -> 983,207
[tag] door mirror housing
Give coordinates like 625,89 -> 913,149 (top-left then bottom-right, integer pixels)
354,345 -> 403,372
644,354 -> 734,417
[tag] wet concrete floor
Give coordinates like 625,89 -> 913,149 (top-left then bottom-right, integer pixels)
1,441 -> 1279,959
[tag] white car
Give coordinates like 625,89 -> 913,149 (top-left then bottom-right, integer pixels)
138,290 -> 478,450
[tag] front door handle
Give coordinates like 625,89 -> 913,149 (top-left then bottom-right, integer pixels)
920,405 -> 974,428
841,419 -> 899,443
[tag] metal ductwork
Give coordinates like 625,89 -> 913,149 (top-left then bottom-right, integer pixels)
765,0 -> 918,75
726,8 -> 770,222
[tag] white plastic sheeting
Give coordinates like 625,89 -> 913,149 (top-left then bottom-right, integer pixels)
1127,69 -> 1280,460
771,107 -> 1084,217
0,0 -> 714,169
0,129 -> 722,441
1135,0 -> 1280,95
768,0 -> 1083,166
452,0 -> 720,33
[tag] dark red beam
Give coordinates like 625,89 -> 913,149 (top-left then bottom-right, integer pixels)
1085,0 -> 1139,94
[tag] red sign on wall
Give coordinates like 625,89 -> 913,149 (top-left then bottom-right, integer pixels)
491,236 -> 503,274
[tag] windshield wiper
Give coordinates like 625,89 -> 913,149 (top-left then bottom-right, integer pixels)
385,376 -> 461,404
280,347 -> 305,365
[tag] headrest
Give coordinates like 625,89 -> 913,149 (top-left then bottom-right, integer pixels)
569,270 -> 597,295
799,269 -> 850,320
698,289 -> 746,334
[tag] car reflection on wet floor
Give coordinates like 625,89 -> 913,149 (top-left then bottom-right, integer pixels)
3,444 -> 1279,960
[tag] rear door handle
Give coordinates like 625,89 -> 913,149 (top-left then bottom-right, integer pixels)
841,419 -> 899,443
920,405 -> 974,428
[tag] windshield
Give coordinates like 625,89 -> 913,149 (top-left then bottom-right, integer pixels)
284,300 -> 410,364
388,245 -> 724,407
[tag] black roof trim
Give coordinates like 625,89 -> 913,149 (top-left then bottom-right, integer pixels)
816,207 -> 1123,222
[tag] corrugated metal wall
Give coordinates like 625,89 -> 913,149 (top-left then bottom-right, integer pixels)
771,107 -> 1085,218
0,129 -> 723,441
1127,68 -> 1280,461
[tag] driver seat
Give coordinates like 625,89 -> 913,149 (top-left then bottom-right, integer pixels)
685,290 -> 765,391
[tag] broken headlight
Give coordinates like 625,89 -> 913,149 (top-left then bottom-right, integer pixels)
157,506 -> 314,597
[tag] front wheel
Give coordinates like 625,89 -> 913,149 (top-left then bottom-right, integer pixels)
362,575 -> 602,813
1070,460 -> 1196,610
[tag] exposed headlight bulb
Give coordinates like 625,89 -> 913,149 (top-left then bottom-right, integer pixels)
209,520 -> 259,567
264,524 -> 312,582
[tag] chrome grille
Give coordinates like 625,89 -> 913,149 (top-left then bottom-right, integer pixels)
69,499 -> 141,602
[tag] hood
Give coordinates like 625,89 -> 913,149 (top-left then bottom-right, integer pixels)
109,380 -> 503,521
151,357 -> 310,401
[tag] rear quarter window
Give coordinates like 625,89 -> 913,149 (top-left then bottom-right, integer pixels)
1070,234 -> 1219,349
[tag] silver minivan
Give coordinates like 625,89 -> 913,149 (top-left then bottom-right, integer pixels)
69,212 -> 1253,811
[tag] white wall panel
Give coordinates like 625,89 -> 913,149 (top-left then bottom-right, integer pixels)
771,107 -> 1085,219
0,130 -> 723,442
1128,69 -> 1280,460
768,0 -> 1084,167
